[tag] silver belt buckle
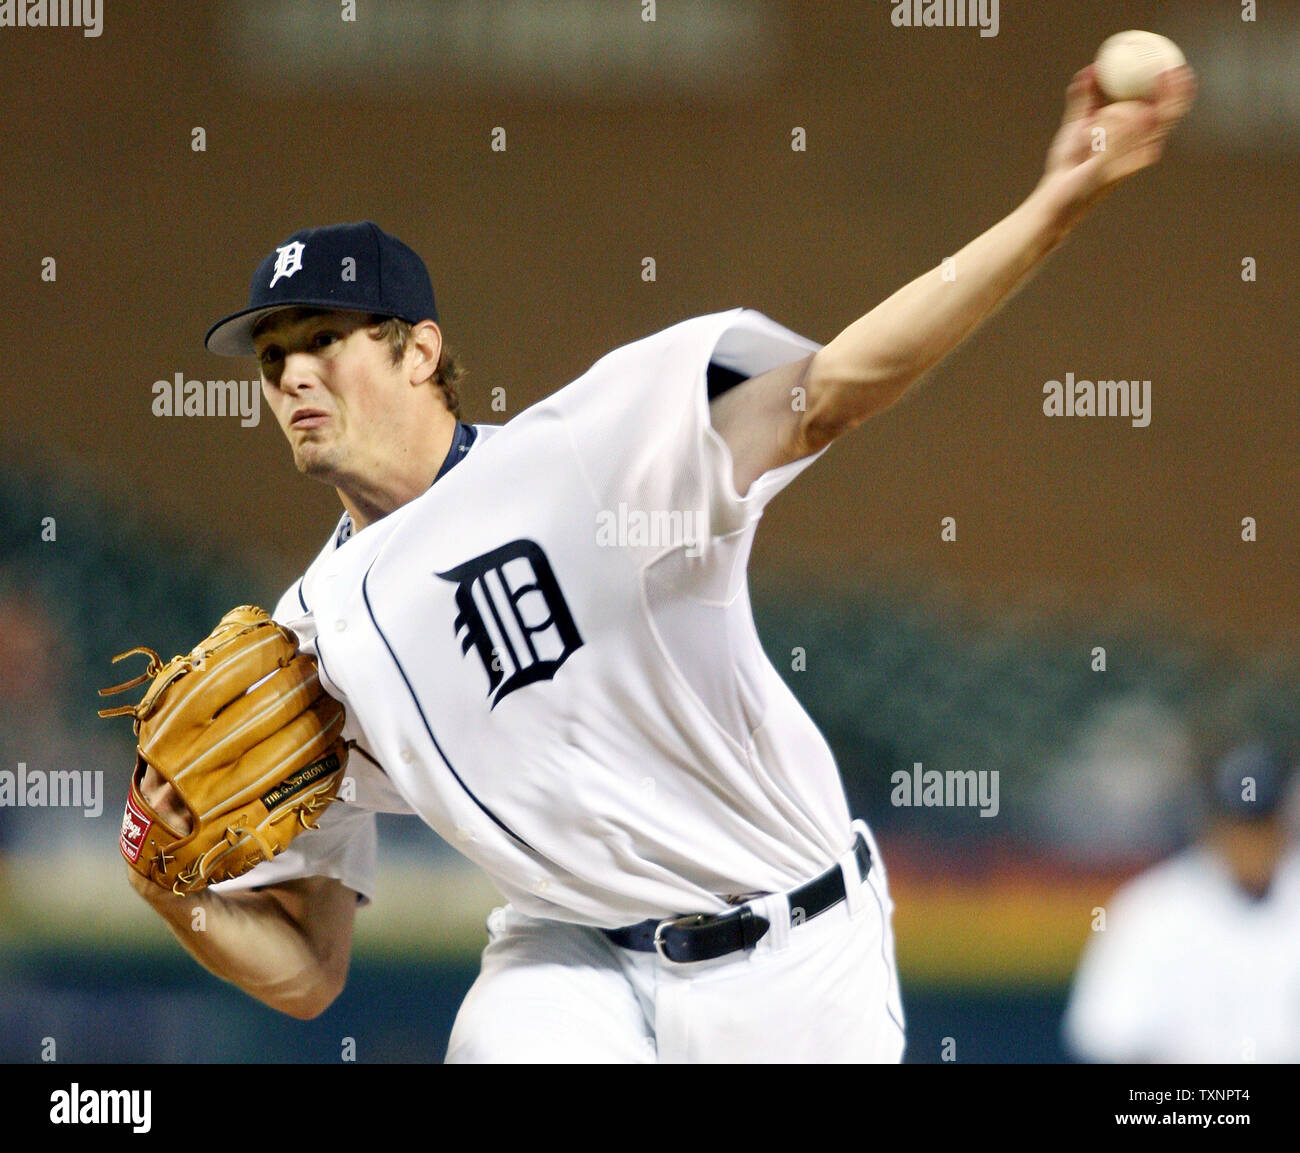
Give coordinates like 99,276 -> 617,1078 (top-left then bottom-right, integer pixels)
652,913 -> 709,961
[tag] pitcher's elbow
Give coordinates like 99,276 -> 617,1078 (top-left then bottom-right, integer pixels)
279,974 -> 346,1020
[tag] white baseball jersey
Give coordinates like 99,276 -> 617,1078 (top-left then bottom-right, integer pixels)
1063,845 -> 1300,1063
218,308 -> 859,927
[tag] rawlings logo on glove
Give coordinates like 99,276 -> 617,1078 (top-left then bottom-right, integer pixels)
99,605 -> 348,894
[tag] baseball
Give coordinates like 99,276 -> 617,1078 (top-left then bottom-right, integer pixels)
1094,30 -> 1185,102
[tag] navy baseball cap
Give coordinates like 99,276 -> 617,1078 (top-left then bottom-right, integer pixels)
1209,743 -> 1288,820
204,221 -> 438,356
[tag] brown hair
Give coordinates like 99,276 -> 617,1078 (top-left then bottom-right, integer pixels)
370,316 -> 465,420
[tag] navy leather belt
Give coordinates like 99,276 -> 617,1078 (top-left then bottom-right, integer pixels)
602,832 -> 873,964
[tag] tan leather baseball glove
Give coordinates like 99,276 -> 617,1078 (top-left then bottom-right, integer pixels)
99,605 -> 347,894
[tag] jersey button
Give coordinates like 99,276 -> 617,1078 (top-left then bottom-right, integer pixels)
456,825 -> 476,843
533,878 -> 551,893
333,619 -> 347,632
399,748 -> 415,764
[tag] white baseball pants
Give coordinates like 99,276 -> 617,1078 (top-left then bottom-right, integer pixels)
445,821 -> 907,1063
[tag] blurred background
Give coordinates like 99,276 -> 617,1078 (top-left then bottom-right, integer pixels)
1,0 -> 1296,1063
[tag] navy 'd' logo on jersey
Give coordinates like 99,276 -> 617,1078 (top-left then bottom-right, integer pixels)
436,539 -> 583,708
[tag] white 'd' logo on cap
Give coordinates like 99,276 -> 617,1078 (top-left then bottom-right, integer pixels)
268,241 -> 306,288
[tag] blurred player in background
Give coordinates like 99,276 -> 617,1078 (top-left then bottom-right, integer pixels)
1064,741 -> 1300,1063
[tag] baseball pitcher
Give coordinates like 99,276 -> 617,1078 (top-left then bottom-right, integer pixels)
103,59 -> 1196,1062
